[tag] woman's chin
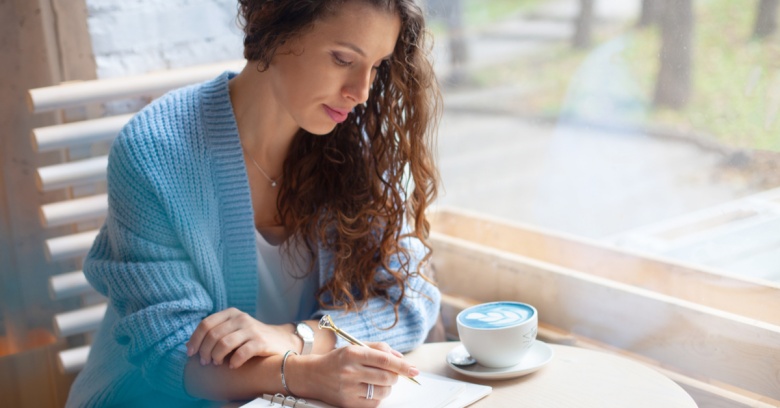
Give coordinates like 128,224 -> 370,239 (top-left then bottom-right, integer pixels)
302,122 -> 339,136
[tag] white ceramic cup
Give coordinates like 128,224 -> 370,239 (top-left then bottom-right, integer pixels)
456,301 -> 538,368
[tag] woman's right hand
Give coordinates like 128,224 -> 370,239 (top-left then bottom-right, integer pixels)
287,342 -> 420,408
186,308 -> 297,368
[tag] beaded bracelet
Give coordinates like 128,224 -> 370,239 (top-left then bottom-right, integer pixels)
281,350 -> 298,397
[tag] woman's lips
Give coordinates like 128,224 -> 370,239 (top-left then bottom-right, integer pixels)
323,105 -> 350,123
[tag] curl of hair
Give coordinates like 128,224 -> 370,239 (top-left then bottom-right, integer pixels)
238,0 -> 441,327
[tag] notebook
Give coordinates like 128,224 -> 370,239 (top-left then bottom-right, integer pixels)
239,372 -> 491,408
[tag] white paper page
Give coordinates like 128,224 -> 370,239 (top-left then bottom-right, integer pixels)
380,373 -> 465,408
241,372 -> 490,408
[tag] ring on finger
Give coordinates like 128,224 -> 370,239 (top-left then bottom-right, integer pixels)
366,383 -> 374,400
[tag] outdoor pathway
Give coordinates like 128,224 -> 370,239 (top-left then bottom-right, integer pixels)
431,0 -> 777,281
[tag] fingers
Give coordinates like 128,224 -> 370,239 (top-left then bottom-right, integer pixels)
366,346 -> 418,377
367,341 -> 404,358
361,383 -> 391,402
228,339 -> 267,369
346,345 -> 419,380
198,319 -> 241,365
186,308 -> 238,356
333,382 -> 390,407
186,308 -> 246,365
312,346 -> 412,407
210,331 -> 251,366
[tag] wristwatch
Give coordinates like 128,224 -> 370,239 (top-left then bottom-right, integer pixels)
294,321 -> 314,355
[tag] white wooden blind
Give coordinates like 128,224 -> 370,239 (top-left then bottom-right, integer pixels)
28,59 -> 246,376
28,60 -> 244,113
32,114 -> 132,152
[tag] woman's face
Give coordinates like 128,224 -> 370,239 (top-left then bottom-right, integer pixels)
267,2 -> 402,135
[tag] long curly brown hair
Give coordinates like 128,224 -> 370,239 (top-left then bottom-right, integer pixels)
237,0 -> 441,326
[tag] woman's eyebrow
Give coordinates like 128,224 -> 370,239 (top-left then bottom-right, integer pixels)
335,41 -> 393,60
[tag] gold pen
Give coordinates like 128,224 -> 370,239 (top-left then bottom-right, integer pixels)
318,314 -> 421,385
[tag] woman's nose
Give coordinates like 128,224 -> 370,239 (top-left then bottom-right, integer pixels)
342,68 -> 373,104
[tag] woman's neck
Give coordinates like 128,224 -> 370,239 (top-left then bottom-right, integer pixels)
228,62 -> 299,174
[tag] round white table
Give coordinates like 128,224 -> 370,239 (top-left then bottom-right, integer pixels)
404,342 -> 698,408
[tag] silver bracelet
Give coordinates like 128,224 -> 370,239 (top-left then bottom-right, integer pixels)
281,350 -> 298,397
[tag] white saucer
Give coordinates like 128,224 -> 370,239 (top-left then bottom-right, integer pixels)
446,341 -> 554,380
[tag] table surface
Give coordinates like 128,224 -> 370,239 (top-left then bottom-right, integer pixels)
404,342 -> 698,408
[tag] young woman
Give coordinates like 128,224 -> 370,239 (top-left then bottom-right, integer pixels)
66,0 -> 442,407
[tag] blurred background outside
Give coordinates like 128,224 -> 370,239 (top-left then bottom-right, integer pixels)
427,0 -> 780,282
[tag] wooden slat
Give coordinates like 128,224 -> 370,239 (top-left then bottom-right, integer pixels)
28,59 -> 245,113
40,194 -> 107,228
31,113 -> 131,152
430,233 -> 780,400
36,156 -> 107,192
722,245 -> 780,281
44,229 -> 99,261
429,207 -> 780,326
57,345 -> 90,374
48,270 -> 95,300
53,303 -> 106,338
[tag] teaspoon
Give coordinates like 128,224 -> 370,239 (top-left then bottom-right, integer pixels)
448,346 -> 477,366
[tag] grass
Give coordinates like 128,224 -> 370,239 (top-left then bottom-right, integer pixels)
470,0 -> 780,152
641,0 -> 780,151
462,0 -> 543,28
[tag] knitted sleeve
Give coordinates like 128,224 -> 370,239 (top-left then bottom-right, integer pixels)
83,133 -> 212,401
313,228 -> 442,353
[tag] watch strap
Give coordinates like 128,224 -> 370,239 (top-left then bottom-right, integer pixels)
294,321 -> 314,355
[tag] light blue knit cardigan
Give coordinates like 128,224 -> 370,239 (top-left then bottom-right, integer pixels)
66,71 -> 441,407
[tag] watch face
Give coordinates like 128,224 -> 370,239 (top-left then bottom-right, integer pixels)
297,323 -> 314,340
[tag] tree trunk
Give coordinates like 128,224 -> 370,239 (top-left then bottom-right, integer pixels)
425,0 -> 469,85
653,0 -> 694,109
446,0 -> 468,69
638,0 -> 662,27
573,0 -> 595,49
753,0 -> 779,39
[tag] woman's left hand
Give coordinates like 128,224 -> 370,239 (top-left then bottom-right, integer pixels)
186,307 -> 297,369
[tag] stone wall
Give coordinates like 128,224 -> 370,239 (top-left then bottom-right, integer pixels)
85,0 -> 243,79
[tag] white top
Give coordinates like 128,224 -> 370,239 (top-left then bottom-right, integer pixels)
255,230 -> 318,325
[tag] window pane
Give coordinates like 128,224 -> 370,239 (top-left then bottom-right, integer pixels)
429,0 -> 780,284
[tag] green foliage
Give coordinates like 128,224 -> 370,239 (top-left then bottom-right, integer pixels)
471,0 -> 780,151
642,0 -> 780,151
462,0 -> 543,28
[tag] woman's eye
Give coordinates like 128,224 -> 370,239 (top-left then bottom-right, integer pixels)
332,53 -> 352,67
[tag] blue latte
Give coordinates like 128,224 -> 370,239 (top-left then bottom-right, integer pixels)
458,302 -> 534,329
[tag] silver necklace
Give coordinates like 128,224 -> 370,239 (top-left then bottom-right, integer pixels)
239,138 -> 282,188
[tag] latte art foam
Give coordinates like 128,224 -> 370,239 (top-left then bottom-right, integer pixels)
459,302 -> 534,329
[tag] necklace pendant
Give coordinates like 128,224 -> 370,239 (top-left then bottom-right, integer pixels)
271,181 -> 277,188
